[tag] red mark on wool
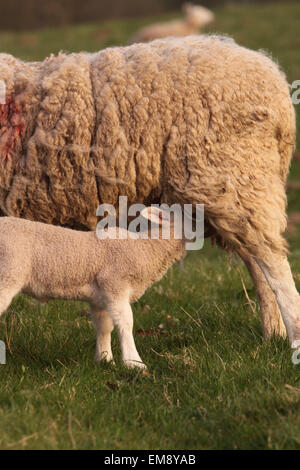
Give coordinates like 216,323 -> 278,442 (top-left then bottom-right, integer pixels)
0,93 -> 26,160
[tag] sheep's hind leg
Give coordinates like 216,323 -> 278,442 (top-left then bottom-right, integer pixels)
240,252 -> 286,338
256,254 -> 300,349
91,308 -> 114,363
107,298 -> 146,369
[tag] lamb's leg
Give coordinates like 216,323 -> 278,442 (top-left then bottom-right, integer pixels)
107,299 -> 146,369
91,308 -> 114,363
240,252 -> 286,338
256,254 -> 300,349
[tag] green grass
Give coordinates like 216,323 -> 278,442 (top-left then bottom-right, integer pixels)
1,0 -> 300,450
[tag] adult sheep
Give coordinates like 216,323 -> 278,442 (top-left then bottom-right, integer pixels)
0,35 -> 297,345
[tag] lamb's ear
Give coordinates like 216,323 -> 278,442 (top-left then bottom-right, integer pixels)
140,207 -> 163,226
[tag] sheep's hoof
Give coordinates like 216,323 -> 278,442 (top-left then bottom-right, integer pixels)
124,359 -> 147,370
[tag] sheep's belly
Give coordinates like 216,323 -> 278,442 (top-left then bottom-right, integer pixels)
22,282 -> 98,304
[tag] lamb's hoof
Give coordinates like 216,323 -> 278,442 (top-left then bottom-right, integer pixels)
95,352 -> 115,365
124,359 -> 147,370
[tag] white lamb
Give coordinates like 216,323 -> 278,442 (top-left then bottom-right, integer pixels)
0,208 -> 185,369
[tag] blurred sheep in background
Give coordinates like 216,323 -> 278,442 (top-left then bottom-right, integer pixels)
130,3 -> 214,43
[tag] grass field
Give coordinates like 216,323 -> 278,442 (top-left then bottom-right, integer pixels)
1,1 -> 300,450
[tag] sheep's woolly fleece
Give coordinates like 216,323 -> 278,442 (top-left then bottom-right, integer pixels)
0,35 -> 296,258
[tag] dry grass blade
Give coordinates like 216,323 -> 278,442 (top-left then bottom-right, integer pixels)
236,267 -> 257,315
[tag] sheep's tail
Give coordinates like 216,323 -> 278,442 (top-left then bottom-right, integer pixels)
277,85 -> 297,183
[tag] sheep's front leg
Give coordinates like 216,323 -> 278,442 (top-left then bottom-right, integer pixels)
107,299 -> 146,369
91,309 -> 114,363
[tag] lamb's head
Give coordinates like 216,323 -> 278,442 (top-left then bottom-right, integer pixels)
140,206 -> 169,227
140,206 -> 187,269
140,206 -> 181,236
141,206 -> 186,252
183,3 -> 215,28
